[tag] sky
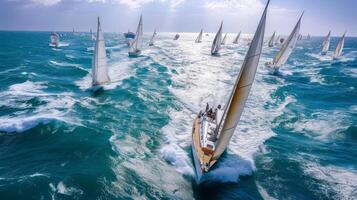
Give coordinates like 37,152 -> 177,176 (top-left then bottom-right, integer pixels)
0,0 -> 356,36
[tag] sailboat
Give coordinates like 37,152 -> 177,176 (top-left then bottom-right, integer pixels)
92,17 -> 110,90
265,12 -> 304,73
149,29 -> 157,46
128,15 -> 143,57
268,31 -> 276,47
195,29 -> 203,43
334,32 -> 346,58
211,21 -> 223,55
90,29 -> 96,41
191,0 -> 269,183
221,33 -> 227,45
173,34 -> 180,40
50,32 -> 59,47
232,31 -> 241,44
321,31 -> 331,55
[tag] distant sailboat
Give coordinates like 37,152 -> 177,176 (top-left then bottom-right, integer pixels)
92,17 -> 110,90
191,0 -> 269,183
265,12 -> 304,72
232,31 -> 241,44
275,35 -> 280,45
90,29 -> 96,41
221,33 -> 227,45
334,32 -> 346,58
268,31 -> 276,47
149,29 -> 157,46
173,34 -> 180,40
129,15 -> 143,57
195,29 -> 203,43
50,32 -> 59,47
211,21 -> 223,55
321,31 -> 331,55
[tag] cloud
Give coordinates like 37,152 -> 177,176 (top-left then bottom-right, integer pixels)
204,0 -> 264,10
85,0 -> 185,9
115,0 -> 154,8
31,0 -> 62,6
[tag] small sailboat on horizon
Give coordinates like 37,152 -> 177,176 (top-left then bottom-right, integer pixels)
173,34 -> 180,40
191,0 -> 269,184
334,32 -> 346,59
90,28 -> 96,41
232,31 -> 241,44
129,15 -> 143,57
149,29 -> 157,46
265,12 -> 304,73
195,29 -> 203,43
211,21 -> 223,56
91,17 -> 110,91
268,31 -> 276,47
221,33 -> 227,45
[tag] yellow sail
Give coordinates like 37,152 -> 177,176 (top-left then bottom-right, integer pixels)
212,0 -> 269,160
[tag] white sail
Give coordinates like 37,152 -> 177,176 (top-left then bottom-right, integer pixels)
275,35 -> 280,45
233,32 -> 241,44
195,29 -> 203,43
334,32 -> 346,58
221,33 -> 227,45
212,0 -> 269,159
92,17 -> 110,86
129,15 -> 143,54
149,29 -> 157,46
268,31 -> 276,47
321,31 -> 331,54
211,21 -> 223,55
272,12 -> 303,69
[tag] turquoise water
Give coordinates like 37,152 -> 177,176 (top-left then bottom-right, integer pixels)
0,31 -> 356,199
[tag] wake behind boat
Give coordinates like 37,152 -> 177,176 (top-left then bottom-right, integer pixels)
192,0 -> 269,184
265,12 -> 304,73
91,17 -> 110,91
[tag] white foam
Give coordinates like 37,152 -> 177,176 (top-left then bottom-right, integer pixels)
0,81 -> 80,133
56,181 -> 83,196
0,112 -> 72,133
49,60 -> 89,72
286,111 -> 351,141
303,162 -> 357,199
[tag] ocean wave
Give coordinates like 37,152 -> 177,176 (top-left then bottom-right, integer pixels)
0,112 -> 75,133
49,60 -> 89,72
50,181 -> 83,197
303,162 -> 357,199
286,111 -> 351,141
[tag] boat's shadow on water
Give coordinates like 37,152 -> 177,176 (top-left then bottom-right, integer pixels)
191,154 -> 264,200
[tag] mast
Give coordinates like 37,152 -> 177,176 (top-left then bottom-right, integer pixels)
195,29 -> 203,43
268,31 -> 276,47
272,12 -> 304,69
130,15 -> 143,53
211,21 -> 223,55
221,33 -> 227,45
212,0 -> 269,160
233,31 -> 241,44
92,17 -> 110,85
321,31 -> 331,54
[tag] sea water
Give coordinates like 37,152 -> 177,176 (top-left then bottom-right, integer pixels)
0,31 -> 356,199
